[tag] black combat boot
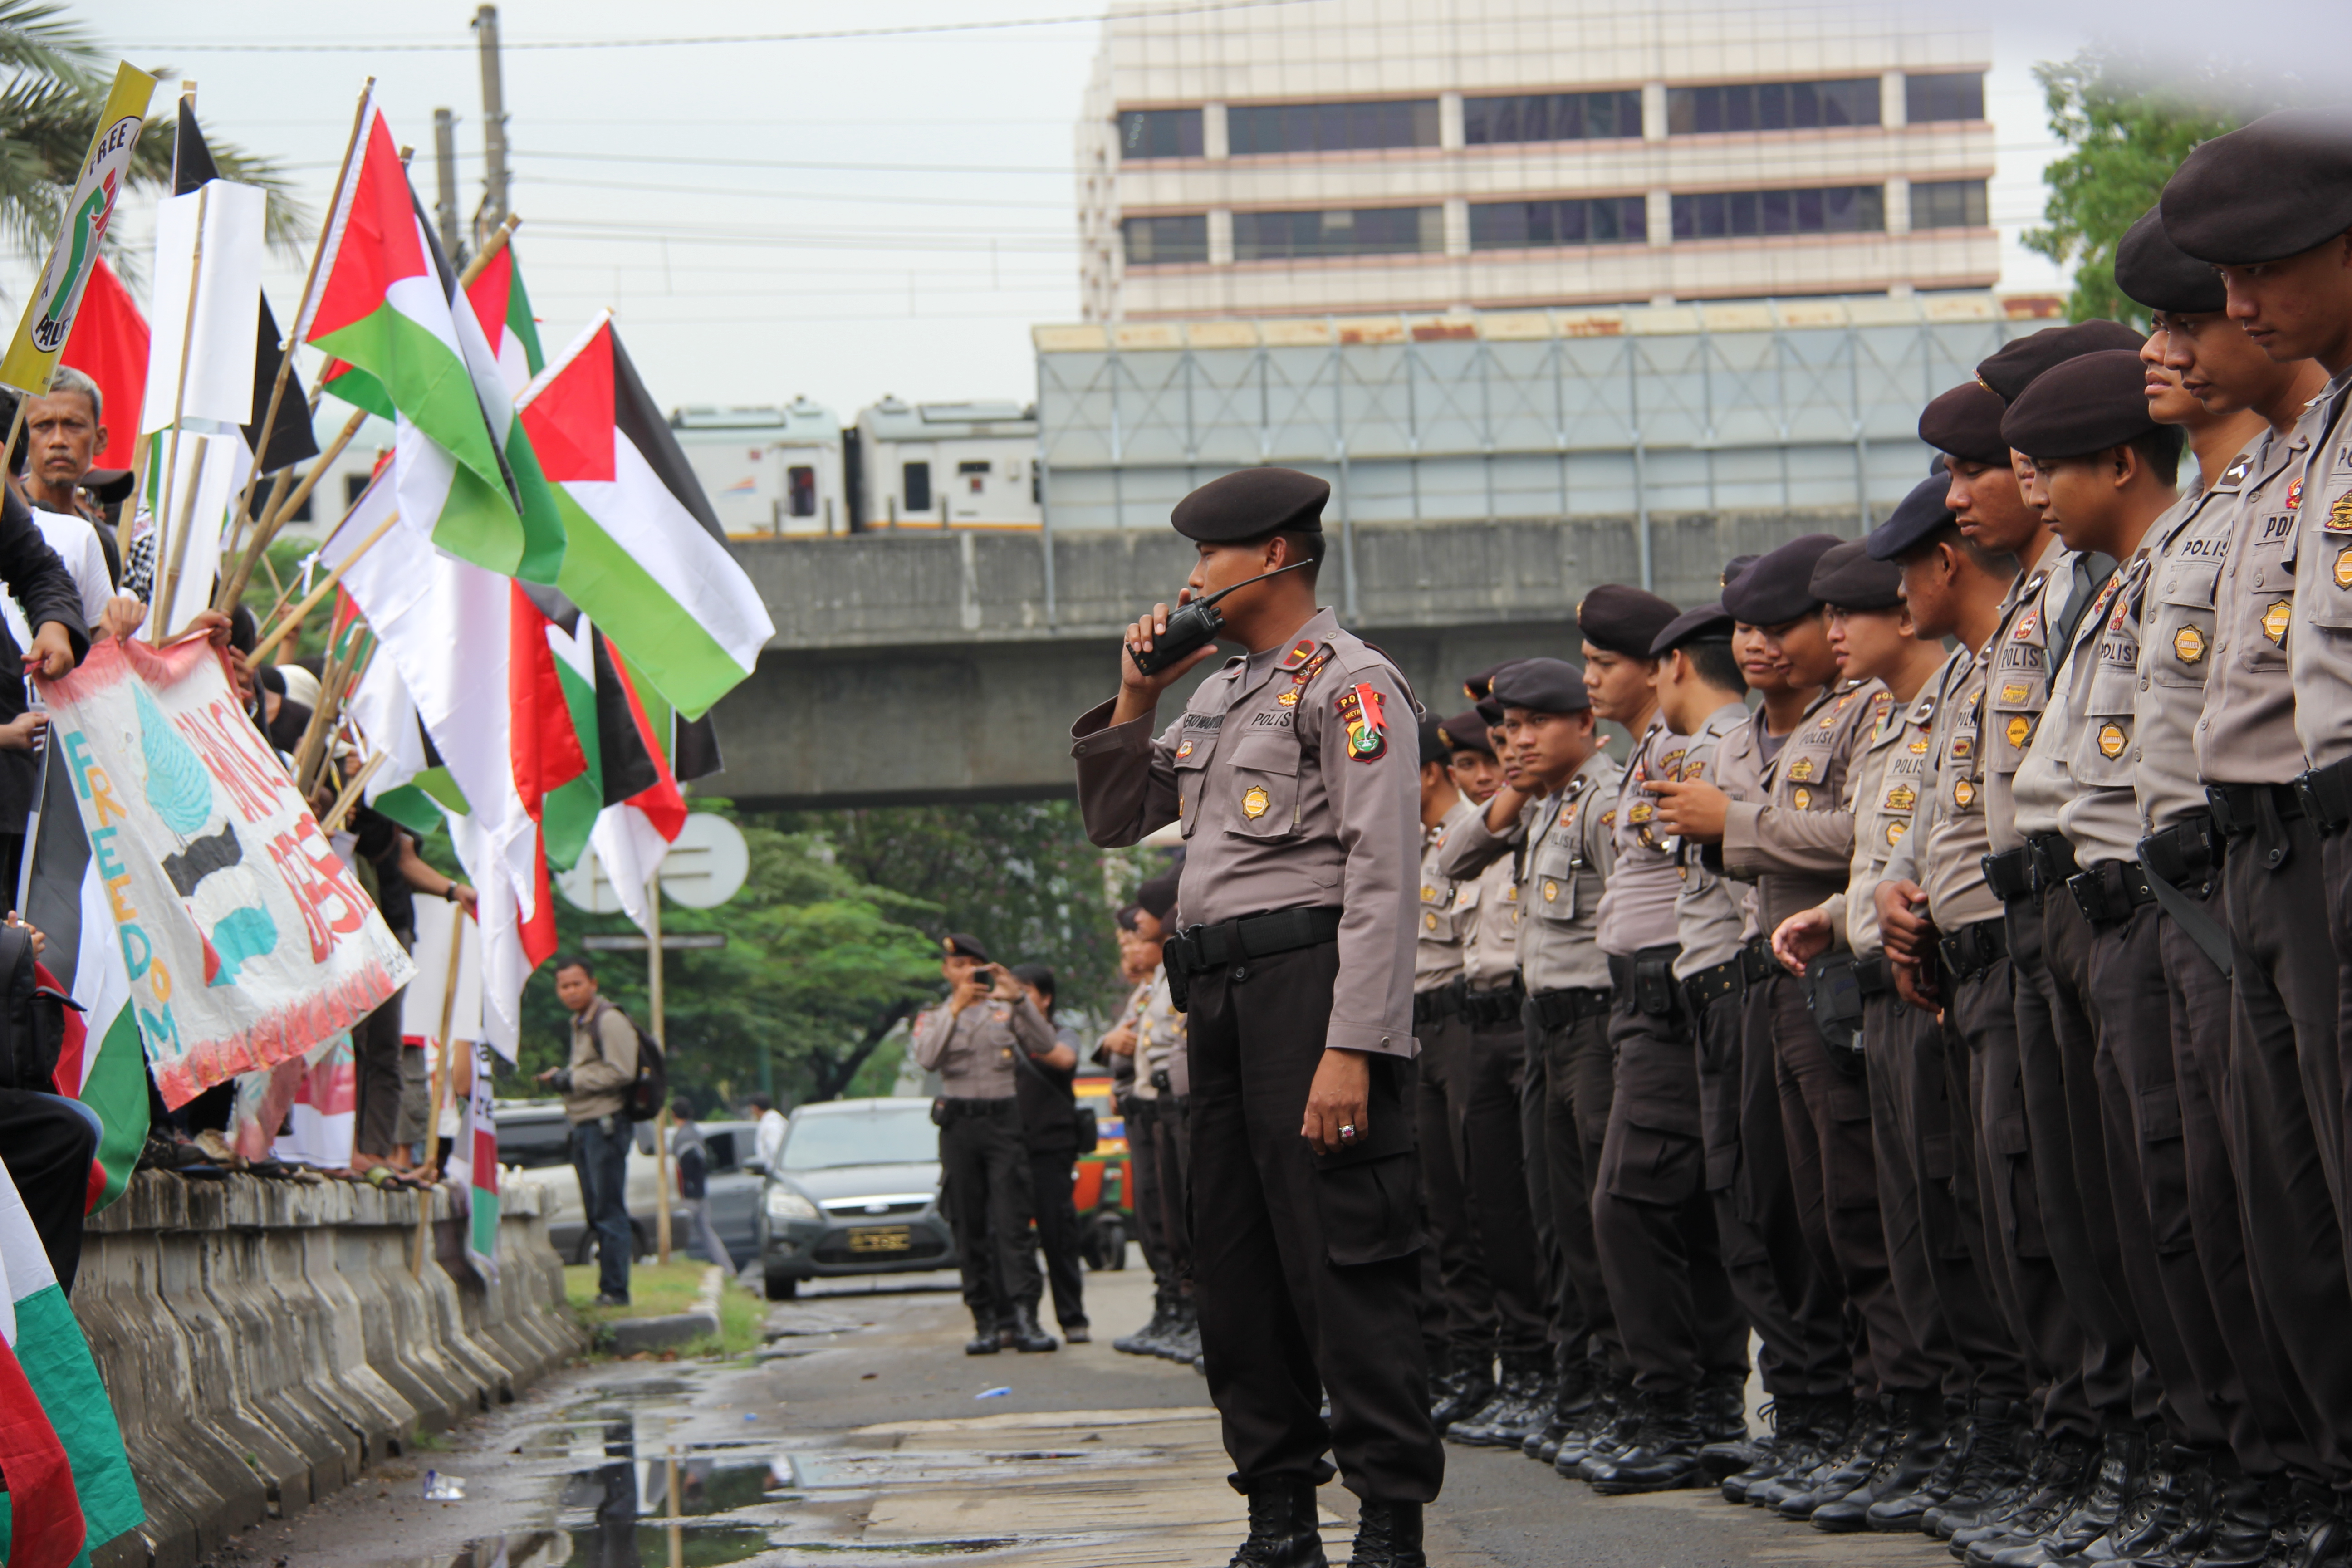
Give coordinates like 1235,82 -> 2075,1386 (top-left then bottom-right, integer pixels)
1343,1500 -> 1425,1568
1525,1352 -> 1596,1463
1115,1298 -> 1176,1356
1976,1424 -> 2138,1567
1812,1388 -> 1949,1533
1432,1343 -> 1494,1432
1950,1429 -> 2092,1562
1585,1390 -> 1709,1495
1553,1371 -> 1631,1479
1923,1400 -> 2031,1539
1711,1396 -> 1816,1501
1447,1349 -> 1548,1448
2126,1444 -> 2215,1565
1698,1367 -> 1751,1445
2060,1426 -> 2181,1563
1157,1298 -> 1202,1362
1571,1387 -> 1652,1483
964,1313 -> 1001,1355
1228,1474 -> 1328,1568
2175,1467 -> 2284,1568
1778,1395 -> 1891,1521
1003,1303 -> 1058,1353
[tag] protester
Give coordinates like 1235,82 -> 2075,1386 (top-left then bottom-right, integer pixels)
538,956 -> 641,1307
1009,961 -> 1089,1343
670,1098 -> 734,1274
11,368 -> 126,581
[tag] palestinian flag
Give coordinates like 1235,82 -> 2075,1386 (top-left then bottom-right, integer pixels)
521,313 -> 773,720
0,1159 -> 143,1566
298,91 -> 564,583
54,256 -> 145,469
20,743 -> 144,1215
466,244 -> 544,397
462,1042 -> 500,1275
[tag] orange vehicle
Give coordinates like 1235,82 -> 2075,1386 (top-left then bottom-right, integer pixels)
1071,1073 -> 1135,1270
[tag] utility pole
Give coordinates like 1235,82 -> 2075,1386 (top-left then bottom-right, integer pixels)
472,5 -> 510,250
432,108 -> 466,269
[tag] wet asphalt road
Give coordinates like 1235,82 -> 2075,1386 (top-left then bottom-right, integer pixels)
213,1257 -> 1956,1567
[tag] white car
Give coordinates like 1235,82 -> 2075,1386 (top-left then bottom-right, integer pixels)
495,1100 -> 690,1265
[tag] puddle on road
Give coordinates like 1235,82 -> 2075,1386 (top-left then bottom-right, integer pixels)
338,1521 -> 771,1568
777,1447 -> 1150,1490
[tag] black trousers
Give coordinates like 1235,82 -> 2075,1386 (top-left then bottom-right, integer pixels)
1863,993 -> 1965,1402
1591,997 -> 1745,1399
940,1099 -> 1041,1326
1766,971 -> 1931,1396
0,1089 -> 97,1294
354,990 -> 406,1159
1414,1014 -> 1493,1357
2226,815 -> 2352,1475
1461,1022 -> 1550,1359
1533,1003 -> 1617,1372
1187,943 -> 1443,1503
1125,1096 -> 1180,1313
1913,999 -> 2031,1406
1716,978 -> 1849,1398
1152,1094 -> 1195,1297
1030,1150 -> 1089,1332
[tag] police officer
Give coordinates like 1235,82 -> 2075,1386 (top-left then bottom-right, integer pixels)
1112,880 -> 1190,1357
1074,466 -> 1439,1568
911,933 -> 1059,1356
1101,909 -> 1184,1356
1769,531 -> 1970,1532
1442,660 -> 1625,1461
2125,198 -> 2352,1559
1409,715 -> 1499,1430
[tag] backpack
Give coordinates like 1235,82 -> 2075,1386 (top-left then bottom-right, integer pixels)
588,1001 -> 667,1122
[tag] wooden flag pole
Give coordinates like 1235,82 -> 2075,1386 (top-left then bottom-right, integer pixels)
249,506 -> 399,663
218,404 -> 368,616
458,214 -> 519,290
413,920 -> 469,1278
318,751 -> 389,835
235,77 -> 375,534
648,866 -> 673,1266
150,175 -> 212,641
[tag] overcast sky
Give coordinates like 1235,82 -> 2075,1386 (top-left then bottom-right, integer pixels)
19,0 -> 2334,434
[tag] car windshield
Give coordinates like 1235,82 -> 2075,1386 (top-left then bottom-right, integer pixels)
781,1104 -> 937,1171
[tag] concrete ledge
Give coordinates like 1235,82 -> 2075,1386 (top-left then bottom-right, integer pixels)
76,1172 -> 587,1568
603,1309 -> 719,1355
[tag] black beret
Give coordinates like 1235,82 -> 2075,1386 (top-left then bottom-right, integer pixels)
1170,466 -> 1327,542
1809,539 -> 1904,609
1134,876 -> 1179,920
1721,554 -> 1760,591
1114,903 -> 1142,931
1473,694 -> 1504,728
1866,473 -> 1960,561
1491,657 -> 1591,714
1650,603 -> 1735,657
1976,320 -> 2146,404
1722,534 -> 1839,625
2114,206 -> 2227,315
2000,350 -> 2161,460
1417,715 -> 1453,766
1575,584 -> 1678,658
1462,662 -> 1519,702
943,932 -> 992,962
1436,710 -> 1496,758
2161,109 -> 2352,265
1918,381 -> 2010,466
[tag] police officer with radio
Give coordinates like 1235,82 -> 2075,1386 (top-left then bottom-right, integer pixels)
1074,466 -> 1439,1568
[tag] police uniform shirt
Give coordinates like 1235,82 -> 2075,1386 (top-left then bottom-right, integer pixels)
911,991 -> 1058,1099
1595,719 -> 1684,957
1414,796 -> 1480,995
1672,700 -> 1755,980
1883,646 -> 2005,932
1464,848 -> 1524,992
2062,499 -> 2190,863
1103,979 -> 1153,1098
2135,466 -> 2242,834
2198,416 -> 2321,785
1435,749 -> 1619,994
1137,968 -> 1191,1098
1719,679 -> 1889,940
1072,606 -> 1421,1059
1984,546 -> 2099,853
2290,366 -> 2352,770
2014,552 -> 2125,845
1842,654 -> 1955,958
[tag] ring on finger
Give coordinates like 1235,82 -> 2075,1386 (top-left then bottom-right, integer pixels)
1339,1124 -> 1358,1140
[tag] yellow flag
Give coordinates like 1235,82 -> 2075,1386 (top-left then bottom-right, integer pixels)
0,62 -> 158,394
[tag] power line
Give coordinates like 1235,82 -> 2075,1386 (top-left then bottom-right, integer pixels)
132,0 -> 1315,52
517,148 -> 1069,176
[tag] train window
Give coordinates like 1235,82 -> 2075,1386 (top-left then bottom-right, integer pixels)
1118,108 -> 1203,160
957,460 -> 991,475
787,466 -> 816,517
903,461 -> 932,513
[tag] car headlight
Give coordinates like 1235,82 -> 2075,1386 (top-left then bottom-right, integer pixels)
765,1186 -> 821,1223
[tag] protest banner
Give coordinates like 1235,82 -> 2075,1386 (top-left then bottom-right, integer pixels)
39,637 -> 417,1108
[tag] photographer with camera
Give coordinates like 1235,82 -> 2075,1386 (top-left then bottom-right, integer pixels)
912,933 -> 1059,1355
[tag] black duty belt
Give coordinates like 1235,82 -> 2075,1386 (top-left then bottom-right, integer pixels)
1466,980 -> 1527,1029
2139,812 -> 2224,890
1165,906 -> 1344,976
1524,985 -> 1609,1031
2067,860 -> 2156,928
2206,781 -> 2304,838
1939,917 -> 2008,983
1412,981 -> 1464,1028
1853,955 -> 1894,999
1740,936 -> 1778,985
2026,832 -> 2080,895
1982,846 -> 2035,904
937,1096 -> 1015,1121
2293,756 -> 2352,836
1607,943 -> 1683,1019
1681,956 -> 1745,1014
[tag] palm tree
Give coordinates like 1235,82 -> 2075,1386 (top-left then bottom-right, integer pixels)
0,0 -> 308,290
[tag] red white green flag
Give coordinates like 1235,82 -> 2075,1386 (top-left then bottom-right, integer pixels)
466,244 -> 545,397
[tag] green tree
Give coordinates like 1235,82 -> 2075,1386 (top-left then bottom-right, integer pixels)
0,1 -> 305,280
2022,48 -> 2274,326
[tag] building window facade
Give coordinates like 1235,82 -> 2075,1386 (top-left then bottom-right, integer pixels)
1123,214 -> 1210,265
1232,206 -> 1442,260
1117,108 -> 1204,159
1671,184 -> 1886,239
1904,72 -> 1985,124
1226,98 -> 1440,156
1666,78 -> 1879,134
1463,90 -> 1644,145
1911,178 -> 1990,229
1469,196 -> 1649,249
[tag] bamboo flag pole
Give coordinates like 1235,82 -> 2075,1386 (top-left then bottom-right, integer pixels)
234,78 -> 374,535
215,404 -> 366,614
460,214 -> 519,289
318,750 -> 388,835
249,506 -> 398,663
149,174 -> 213,641
413,921 -> 469,1278
152,431 -> 211,641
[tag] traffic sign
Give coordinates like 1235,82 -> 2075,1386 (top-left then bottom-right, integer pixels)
554,814 -> 750,913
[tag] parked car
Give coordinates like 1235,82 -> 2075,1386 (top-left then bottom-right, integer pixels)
756,1097 -> 954,1300
495,1100 -> 689,1265
677,1119 -> 763,1270
1070,1074 -> 1133,1270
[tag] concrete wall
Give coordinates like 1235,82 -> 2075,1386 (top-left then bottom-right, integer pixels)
713,508 -> 1842,806
74,1172 -> 584,1568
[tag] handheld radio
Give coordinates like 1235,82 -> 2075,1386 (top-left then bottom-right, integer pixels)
1127,559 -> 1314,676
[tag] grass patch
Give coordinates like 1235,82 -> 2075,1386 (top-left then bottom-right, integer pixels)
562,1258 -> 765,1358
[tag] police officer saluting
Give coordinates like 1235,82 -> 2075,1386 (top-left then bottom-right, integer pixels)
1073,467 -> 1440,1568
